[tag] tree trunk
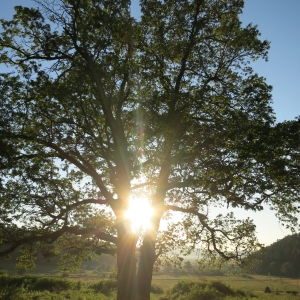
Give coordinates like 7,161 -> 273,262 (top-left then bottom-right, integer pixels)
117,233 -> 137,300
136,235 -> 156,300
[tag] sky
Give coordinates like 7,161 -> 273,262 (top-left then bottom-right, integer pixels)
0,0 -> 299,246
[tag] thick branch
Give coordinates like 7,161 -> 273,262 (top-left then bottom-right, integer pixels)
163,205 -> 207,220
44,198 -> 110,226
0,226 -> 118,257
40,140 -> 114,202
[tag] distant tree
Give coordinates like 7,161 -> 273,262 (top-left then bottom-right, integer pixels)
1,0 -> 300,299
184,260 -> 193,273
172,267 -> 181,276
163,262 -> 173,275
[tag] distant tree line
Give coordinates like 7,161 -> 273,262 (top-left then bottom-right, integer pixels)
158,260 -> 225,277
252,234 -> 300,278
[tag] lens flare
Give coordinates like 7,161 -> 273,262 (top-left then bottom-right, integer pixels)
125,197 -> 154,232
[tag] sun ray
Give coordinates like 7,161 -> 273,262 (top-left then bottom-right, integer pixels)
125,196 -> 154,232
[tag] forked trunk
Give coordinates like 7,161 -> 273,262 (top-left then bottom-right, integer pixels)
117,233 -> 137,300
136,236 -> 156,300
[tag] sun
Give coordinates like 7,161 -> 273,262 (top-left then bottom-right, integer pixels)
125,197 -> 154,232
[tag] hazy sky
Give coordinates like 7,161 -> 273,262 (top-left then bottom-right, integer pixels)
1,0 -> 299,246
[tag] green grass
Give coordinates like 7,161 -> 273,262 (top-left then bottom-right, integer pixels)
0,272 -> 299,300
151,274 -> 300,300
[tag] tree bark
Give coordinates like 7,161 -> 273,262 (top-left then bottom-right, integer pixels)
117,233 -> 137,300
136,235 -> 156,300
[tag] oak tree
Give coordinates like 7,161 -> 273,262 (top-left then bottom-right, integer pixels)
1,0 -> 300,299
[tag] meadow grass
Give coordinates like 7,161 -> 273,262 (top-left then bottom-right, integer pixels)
0,272 -> 299,299
151,274 -> 300,300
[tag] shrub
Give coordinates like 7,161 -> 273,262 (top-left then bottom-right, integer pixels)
76,280 -> 83,290
209,281 -> 235,296
32,277 -> 74,292
0,275 -> 74,293
0,275 -> 25,288
167,280 -> 247,300
169,280 -> 197,295
91,279 -> 117,295
61,271 -> 70,278
151,284 -> 164,294
0,283 -> 27,300
187,285 -> 218,300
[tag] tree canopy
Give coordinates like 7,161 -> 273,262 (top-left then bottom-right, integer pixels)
0,0 -> 300,299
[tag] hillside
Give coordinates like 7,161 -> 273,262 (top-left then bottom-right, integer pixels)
253,233 -> 300,277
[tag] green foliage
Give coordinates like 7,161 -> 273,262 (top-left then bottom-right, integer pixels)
76,280 -> 83,290
0,275 -> 115,299
16,246 -> 37,272
108,267 -> 117,279
0,275 -> 75,292
0,283 -> 27,300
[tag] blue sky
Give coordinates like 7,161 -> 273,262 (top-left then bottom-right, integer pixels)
241,0 -> 300,123
1,0 -> 299,245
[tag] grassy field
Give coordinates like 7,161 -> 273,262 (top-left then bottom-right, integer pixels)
0,269 -> 299,299
151,274 -> 300,299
